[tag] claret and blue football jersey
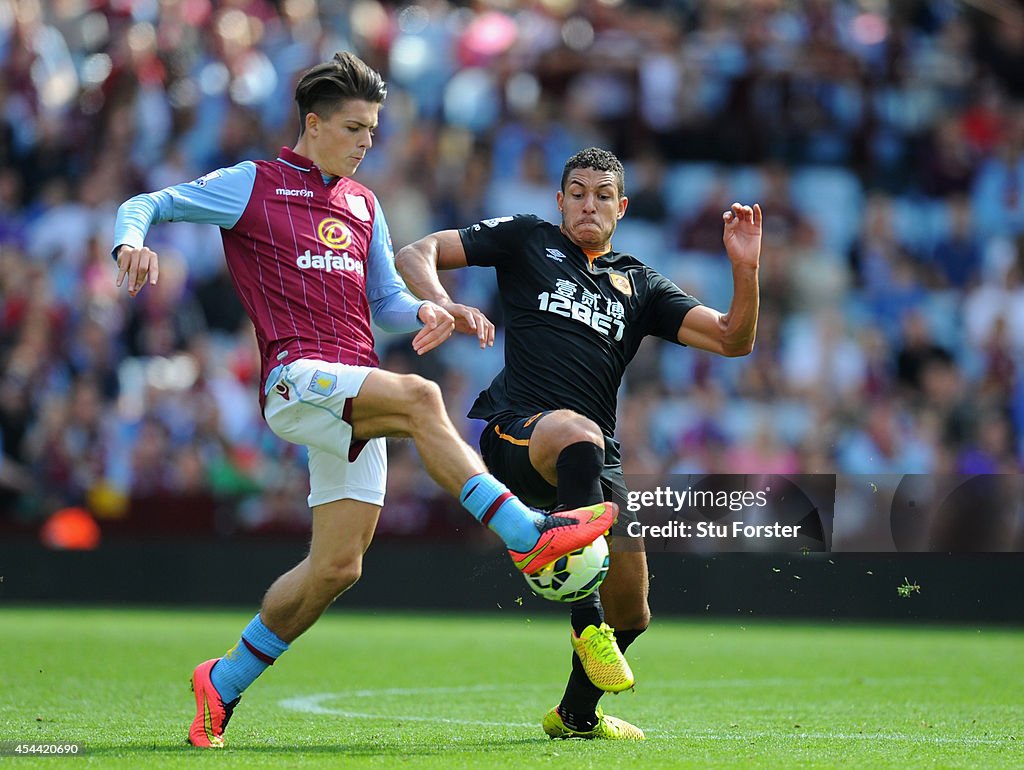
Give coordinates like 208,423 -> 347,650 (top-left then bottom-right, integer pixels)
114,147 -> 424,406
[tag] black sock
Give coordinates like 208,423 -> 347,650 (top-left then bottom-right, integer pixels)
570,590 -> 603,636
558,654 -> 603,731
555,441 -> 611,732
559,441 -> 606,664
616,628 -> 643,653
555,442 -> 605,508
558,626 -> 647,731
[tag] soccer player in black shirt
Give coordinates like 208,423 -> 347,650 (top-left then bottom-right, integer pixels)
396,147 -> 762,740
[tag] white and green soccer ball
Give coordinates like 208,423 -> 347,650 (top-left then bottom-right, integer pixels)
524,535 -> 609,602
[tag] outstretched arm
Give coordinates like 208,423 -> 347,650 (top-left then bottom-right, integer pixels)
113,195 -> 164,296
112,163 -> 255,297
677,202 -> 762,357
395,231 -> 495,348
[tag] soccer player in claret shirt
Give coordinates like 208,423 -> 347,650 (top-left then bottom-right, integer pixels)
112,52 -> 616,749
396,147 -> 762,740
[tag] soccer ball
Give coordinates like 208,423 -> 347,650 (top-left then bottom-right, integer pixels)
524,535 -> 609,602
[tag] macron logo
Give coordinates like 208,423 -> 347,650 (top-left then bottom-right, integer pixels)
276,188 -> 313,198
297,250 -> 364,276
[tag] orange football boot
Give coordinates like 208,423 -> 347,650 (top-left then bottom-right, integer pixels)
188,659 -> 240,748
509,502 -> 617,575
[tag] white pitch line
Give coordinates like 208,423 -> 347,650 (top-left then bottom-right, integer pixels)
279,692 -> 534,727
634,675 -> 958,690
279,685 -> 1017,745
671,730 -> 1013,747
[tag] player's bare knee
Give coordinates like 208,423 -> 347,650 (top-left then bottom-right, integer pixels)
536,410 -> 603,452
312,557 -> 363,598
399,375 -> 444,420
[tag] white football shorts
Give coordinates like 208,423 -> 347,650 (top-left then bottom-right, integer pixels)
263,359 -> 386,508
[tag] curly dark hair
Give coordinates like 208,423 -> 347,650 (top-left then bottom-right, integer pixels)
560,147 -> 626,198
294,51 -> 387,135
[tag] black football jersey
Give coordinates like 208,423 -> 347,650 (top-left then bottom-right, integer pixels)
459,214 -> 701,437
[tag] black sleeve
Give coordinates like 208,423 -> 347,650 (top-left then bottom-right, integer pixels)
642,268 -> 703,344
458,214 -> 541,267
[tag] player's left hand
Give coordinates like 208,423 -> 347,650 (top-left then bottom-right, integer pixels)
412,302 -> 457,355
722,202 -> 762,269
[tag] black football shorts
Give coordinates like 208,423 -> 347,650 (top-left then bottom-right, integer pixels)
478,411 -> 636,539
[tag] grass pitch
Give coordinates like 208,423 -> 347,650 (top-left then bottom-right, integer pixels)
0,607 -> 1019,768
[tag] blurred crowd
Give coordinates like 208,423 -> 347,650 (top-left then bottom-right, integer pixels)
2,0 -> 1023,543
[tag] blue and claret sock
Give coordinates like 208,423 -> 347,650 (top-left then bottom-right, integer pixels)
210,614 -> 290,702
460,473 -> 544,552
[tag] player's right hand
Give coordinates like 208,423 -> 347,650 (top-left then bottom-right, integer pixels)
441,301 -> 495,349
115,244 -> 160,297
413,301 -> 458,356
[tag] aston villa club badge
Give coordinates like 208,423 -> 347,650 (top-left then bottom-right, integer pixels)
345,193 -> 371,221
609,273 -> 632,296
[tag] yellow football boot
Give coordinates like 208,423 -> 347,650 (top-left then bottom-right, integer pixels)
571,622 -> 634,693
542,706 -> 645,740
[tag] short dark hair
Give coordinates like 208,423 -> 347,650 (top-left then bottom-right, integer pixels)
294,51 -> 387,134
560,147 -> 626,198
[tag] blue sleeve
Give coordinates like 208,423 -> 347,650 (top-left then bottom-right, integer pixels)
112,162 -> 257,256
365,195 -> 426,333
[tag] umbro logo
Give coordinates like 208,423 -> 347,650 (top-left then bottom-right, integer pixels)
545,248 -> 566,261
